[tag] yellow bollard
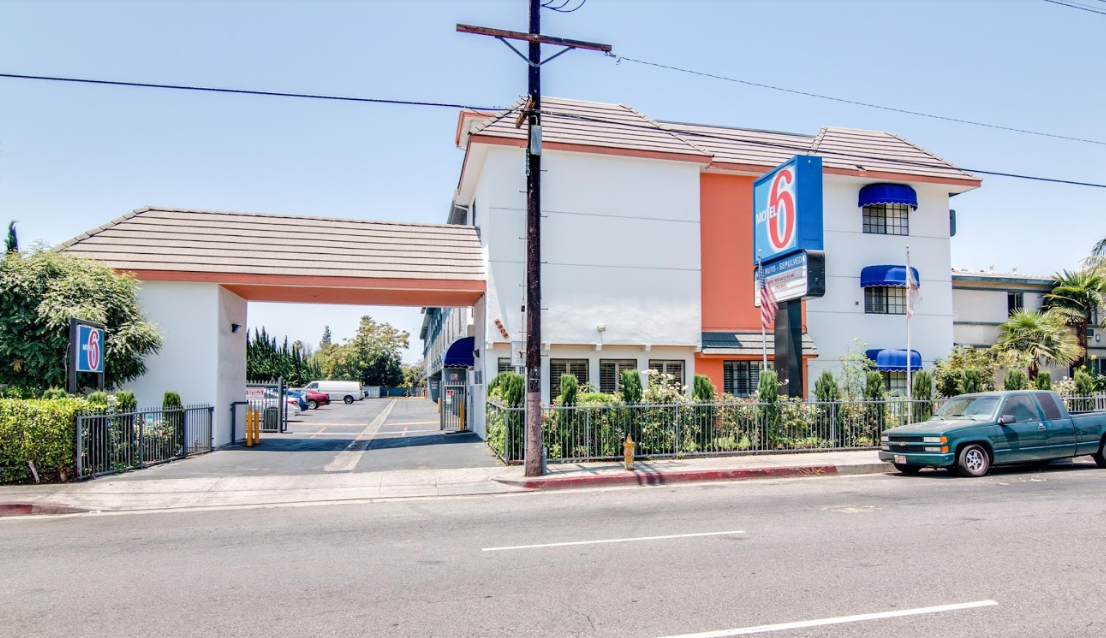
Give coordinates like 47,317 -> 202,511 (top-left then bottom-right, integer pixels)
437,395 -> 441,413
246,407 -> 253,447
252,409 -> 260,446
623,434 -> 635,471
459,400 -> 466,431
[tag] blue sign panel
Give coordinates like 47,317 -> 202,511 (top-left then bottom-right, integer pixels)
76,324 -> 104,373
752,155 -> 824,264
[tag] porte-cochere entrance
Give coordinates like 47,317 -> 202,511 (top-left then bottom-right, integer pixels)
60,206 -> 487,448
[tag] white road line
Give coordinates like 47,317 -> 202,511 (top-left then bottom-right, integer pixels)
481,530 -> 745,552
650,600 -> 999,638
323,399 -> 396,473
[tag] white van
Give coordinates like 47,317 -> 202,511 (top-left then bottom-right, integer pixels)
304,380 -> 364,404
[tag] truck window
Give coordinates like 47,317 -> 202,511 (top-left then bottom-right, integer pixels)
1033,392 -> 1063,420
1002,395 -> 1041,423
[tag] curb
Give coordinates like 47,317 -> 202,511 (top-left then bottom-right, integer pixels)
495,462 -> 890,490
0,502 -> 92,517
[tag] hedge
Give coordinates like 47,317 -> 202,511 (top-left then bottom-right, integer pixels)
0,398 -> 89,484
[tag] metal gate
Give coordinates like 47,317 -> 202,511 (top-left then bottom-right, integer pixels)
246,380 -> 289,433
440,368 -> 467,432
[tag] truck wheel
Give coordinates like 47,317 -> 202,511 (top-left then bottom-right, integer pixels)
307,400 -> 318,410
893,463 -> 921,475
1093,439 -> 1106,468
344,395 -> 354,404
957,444 -> 990,477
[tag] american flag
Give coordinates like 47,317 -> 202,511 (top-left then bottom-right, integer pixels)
757,265 -> 778,329
906,266 -> 920,318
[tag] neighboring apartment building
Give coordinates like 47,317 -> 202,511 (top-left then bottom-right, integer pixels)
423,97 -> 981,431
951,269 -> 1104,378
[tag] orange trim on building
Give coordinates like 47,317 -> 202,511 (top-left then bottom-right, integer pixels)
469,134 -> 711,165
700,173 -> 760,332
695,353 -> 815,397
123,270 -> 485,291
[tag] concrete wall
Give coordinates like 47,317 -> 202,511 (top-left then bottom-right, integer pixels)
806,180 -> 955,386
474,146 -> 702,403
125,281 -> 246,447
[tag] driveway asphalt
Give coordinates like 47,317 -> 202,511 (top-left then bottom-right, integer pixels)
105,397 -> 498,481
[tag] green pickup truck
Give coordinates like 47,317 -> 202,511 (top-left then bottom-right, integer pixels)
879,390 -> 1106,477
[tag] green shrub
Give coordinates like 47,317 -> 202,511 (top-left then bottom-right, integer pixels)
1034,371 -> 1053,390
115,391 -> 137,412
1004,369 -> 1029,391
41,388 -> 68,400
558,374 -> 578,407
756,370 -> 782,448
937,369 -> 962,397
959,369 -> 984,394
692,375 -> 716,403
1074,369 -> 1096,395
814,371 -> 841,403
911,370 -> 935,422
0,398 -> 90,483
620,369 -> 642,405
87,391 -> 108,406
863,371 -> 885,401
162,392 -> 182,409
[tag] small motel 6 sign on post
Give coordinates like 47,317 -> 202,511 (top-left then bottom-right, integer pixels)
68,318 -> 106,393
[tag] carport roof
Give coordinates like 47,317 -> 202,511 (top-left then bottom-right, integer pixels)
59,207 -> 486,306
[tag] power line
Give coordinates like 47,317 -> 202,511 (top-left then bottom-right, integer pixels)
611,56 -> 1106,147
0,72 -> 503,111
1040,0 -> 1106,15
543,0 -> 587,13
535,108 -> 1106,189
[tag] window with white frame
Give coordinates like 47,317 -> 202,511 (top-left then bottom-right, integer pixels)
862,203 -> 910,236
497,358 -> 512,374
865,287 -> 907,315
599,359 -> 637,394
882,371 -> 908,397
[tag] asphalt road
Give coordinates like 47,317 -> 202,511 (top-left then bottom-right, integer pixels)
3,466 -> 1105,637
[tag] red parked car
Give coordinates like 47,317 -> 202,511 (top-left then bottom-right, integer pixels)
303,390 -> 330,410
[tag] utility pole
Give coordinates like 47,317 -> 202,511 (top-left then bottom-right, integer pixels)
459,3 -> 610,477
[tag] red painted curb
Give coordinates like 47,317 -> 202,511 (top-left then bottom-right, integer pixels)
0,502 -> 90,517
497,464 -> 840,490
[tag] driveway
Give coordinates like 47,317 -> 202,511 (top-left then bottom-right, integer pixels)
108,397 -> 499,480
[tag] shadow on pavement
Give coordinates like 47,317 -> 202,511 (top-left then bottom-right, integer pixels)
367,432 -> 483,450
889,459 -> 1100,479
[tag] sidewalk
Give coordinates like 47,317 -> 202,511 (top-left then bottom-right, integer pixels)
0,451 -> 888,515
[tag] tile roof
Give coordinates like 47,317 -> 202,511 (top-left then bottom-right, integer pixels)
465,97 -> 979,184
701,331 -> 818,356
59,207 -> 485,281
472,97 -> 712,160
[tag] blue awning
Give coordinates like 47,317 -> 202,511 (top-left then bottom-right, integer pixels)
860,265 -> 920,288
859,183 -> 918,209
866,349 -> 921,371
443,336 -> 475,367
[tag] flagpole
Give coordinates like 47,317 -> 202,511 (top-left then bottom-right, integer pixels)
906,245 -> 912,401
758,252 -> 767,369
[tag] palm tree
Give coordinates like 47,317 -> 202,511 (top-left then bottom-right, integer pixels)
996,309 -> 1081,378
1046,269 -> 1106,369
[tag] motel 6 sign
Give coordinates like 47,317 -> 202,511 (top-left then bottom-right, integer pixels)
753,155 -> 824,264
75,323 -> 105,373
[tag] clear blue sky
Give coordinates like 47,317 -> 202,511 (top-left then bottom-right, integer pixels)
2,0 -> 1104,363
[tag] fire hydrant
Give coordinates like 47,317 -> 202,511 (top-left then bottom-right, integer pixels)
623,434 -> 635,471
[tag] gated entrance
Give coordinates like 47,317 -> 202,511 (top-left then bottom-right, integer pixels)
246,381 -> 289,434
440,368 -> 467,432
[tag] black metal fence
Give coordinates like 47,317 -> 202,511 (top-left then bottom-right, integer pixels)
486,398 -> 940,464
246,380 -> 289,433
76,405 -> 214,479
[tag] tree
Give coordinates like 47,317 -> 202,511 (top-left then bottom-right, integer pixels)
247,328 -> 322,386
996,309 -> 1080,377
1035,371 -> 1053,390
692,374 -> 716,403
1046,269 -> 1106,369
960,369 -> 984,394
4,222 -> 17,254
620,369 -> 642,405
318,316 -> 409,387
0,249 -> 162,393
814,370 -> 841,403
838,339 -> 875,400
319,326 -> 332,350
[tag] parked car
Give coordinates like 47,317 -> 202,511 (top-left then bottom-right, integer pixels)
303,380 -> 363,404
879,390 -> 1106,477
302,390 -> 330,410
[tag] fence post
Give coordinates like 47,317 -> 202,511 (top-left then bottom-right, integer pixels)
209,407 -> 215,451
830,402 -> 837,449
75,414 -> 83,479
138,415 -> 145,466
